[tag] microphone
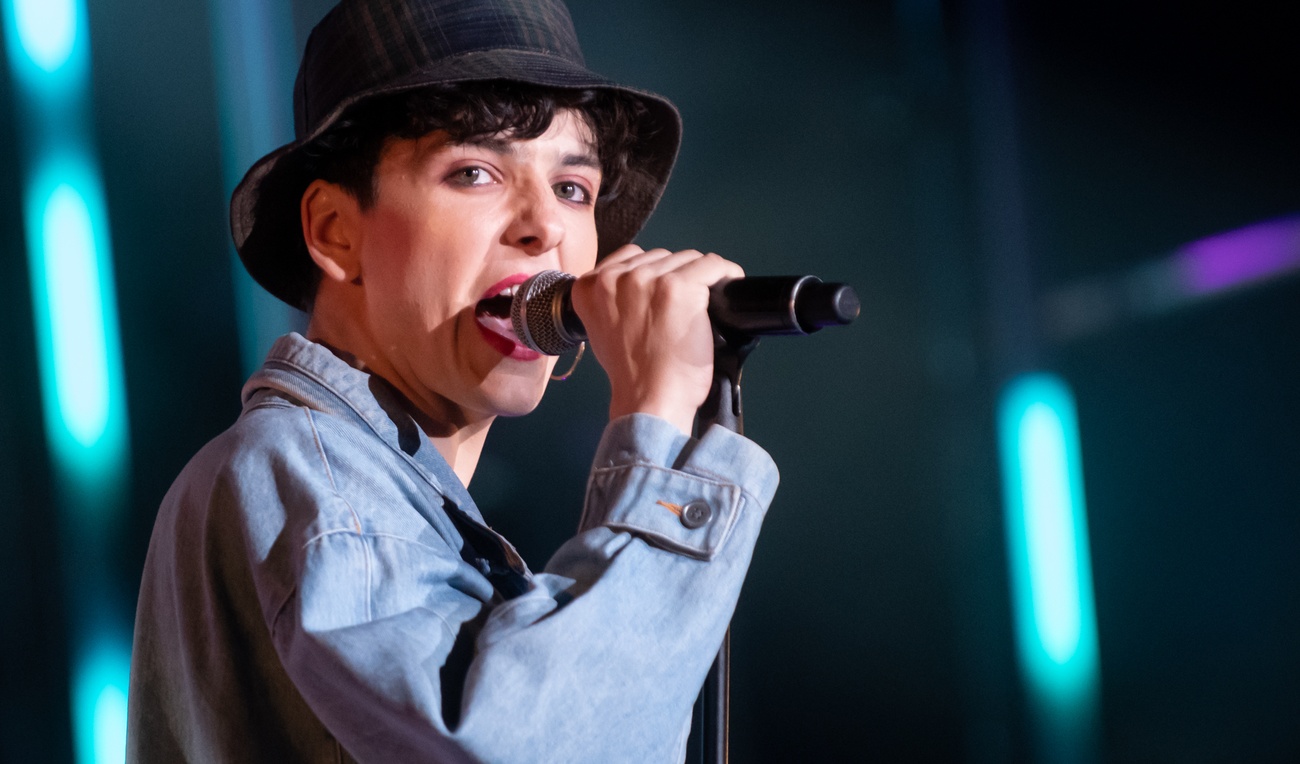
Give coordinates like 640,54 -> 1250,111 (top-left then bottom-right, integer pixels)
508,270 -> 860,355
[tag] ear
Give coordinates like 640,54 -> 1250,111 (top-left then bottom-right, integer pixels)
301,179 -> 363,284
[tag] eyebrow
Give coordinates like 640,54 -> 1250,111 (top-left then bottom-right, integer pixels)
465,136 -> 601,172
561,152 -> 602,171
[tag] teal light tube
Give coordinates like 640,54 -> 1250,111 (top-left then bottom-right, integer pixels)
997,373 -> 1100,759
24,159 -> 130,492
2,0 -> 133,762
10,0 -> 76,72
74,641 -> 131,764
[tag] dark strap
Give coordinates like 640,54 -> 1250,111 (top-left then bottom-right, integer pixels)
443,499 -> 532,601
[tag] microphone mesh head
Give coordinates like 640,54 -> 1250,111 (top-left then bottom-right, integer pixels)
511,270 -> 579,355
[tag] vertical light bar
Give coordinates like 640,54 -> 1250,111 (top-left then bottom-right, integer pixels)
2,1 -> 132,762
998,373 -> 1100,761
208,0 -> 302,374
75,642 -> 131,764
11,0 -> 76,72
24,160 -> 129,491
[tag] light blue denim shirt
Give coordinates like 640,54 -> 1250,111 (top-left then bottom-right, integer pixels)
127,333 -> 778,762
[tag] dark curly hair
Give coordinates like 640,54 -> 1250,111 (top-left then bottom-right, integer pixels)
275,81 -> 647,310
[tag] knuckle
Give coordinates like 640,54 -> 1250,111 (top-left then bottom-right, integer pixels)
649,285 -> 678,313
593,269 -> 621,296
659,273 -> 705,308
625,268 -> 655,289
660,271 -> 688,290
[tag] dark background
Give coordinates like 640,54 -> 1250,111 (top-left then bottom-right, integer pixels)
2,0 -> 1297,761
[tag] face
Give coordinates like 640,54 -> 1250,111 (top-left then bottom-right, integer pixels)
341,109 -> 601,426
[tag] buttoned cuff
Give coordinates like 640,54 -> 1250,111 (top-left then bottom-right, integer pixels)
582,414 -> 779,560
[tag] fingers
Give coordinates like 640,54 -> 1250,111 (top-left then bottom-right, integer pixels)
667,250 -> 745,284
582,249 -> 741,330
572,245 -> 744,434
595,243 -> 647,267
595,246 -> 745,285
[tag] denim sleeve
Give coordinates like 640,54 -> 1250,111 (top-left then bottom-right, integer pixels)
274,413 -> 778,763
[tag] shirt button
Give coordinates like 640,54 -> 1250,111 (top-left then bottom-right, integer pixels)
680,500 -> 712,530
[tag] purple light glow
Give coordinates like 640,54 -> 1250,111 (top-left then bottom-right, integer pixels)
1179,215 -> 1300,295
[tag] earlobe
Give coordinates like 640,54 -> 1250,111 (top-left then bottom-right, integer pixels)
302,180 -> 363,284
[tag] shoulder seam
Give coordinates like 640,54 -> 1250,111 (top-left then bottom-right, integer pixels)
271,530 -> 462,638
305,408 -> 371,619
301,527 -> 453,553
305,409 -> 365,535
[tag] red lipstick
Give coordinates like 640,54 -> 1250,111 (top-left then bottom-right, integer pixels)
475,273 -> 542,361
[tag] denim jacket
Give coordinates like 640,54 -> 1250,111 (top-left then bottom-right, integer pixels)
127,333 -> 779,763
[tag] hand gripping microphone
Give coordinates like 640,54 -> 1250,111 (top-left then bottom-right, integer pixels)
509,270 -> 860,355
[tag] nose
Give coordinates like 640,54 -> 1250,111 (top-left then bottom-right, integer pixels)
503,179 -> 564,256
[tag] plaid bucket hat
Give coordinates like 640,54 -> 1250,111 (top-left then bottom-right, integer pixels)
230,0 -> 682,310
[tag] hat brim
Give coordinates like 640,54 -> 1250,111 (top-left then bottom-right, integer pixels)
231,49 -> 681,310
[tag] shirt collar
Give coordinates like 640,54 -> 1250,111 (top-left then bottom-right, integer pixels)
240,332 -> 481,518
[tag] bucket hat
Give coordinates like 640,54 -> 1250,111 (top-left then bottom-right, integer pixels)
230,0 -> 682,310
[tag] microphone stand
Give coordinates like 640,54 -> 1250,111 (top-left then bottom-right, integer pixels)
690,332 -> 760,764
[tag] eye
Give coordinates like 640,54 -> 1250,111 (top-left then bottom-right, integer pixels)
448,166 -> 495,187
554,180 -> 593,205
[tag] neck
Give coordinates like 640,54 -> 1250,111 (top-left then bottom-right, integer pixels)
306,302 -> 493,488
414,407 -> 493,488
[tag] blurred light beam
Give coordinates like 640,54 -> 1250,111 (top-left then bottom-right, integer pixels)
1019,400 -> 1084,664
74,642 -> 130,764
1044,214 -> 1300,342
42,180 -> 112,448
998,374 -> 1100,754
23,158 -> 129,495
11,0 -> 76,72
1179,215 -> 1300,294
2,1 -> 132,762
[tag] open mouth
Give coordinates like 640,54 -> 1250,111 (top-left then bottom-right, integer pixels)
475,278 -> 540,361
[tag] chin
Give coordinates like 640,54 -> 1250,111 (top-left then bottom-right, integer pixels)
478,377 -> 550,419
489,395 -> 545,419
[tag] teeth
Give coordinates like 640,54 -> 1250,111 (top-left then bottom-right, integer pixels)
499,285 -> 518,298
